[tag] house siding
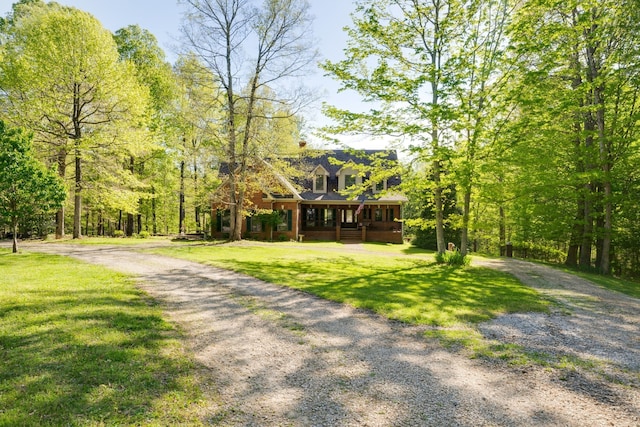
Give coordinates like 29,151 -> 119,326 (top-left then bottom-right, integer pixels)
211,149 -> 406,243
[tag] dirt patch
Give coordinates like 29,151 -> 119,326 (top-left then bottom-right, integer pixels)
20,243 -> 640,426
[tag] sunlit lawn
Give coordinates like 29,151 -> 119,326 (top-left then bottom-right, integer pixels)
0,250 -> 209,426
42,235 -> 177,246
149,242 -> 551,327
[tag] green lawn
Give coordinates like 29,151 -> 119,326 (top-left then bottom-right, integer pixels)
0,250 -> 208,426
569,268 -> 640,299
148,242 -> 551,327
42,235 -> 176,246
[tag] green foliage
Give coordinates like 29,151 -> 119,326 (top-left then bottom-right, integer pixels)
435,250 -> 470,267
0,251 -> 207,425
0,2 -> 151,238
0,122 -> 65,251
113,230 -> 125,238
138,230 -> 150,238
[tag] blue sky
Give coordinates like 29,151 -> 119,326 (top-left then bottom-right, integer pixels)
0,0 -> 388,148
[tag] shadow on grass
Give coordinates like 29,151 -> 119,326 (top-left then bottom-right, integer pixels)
202,255 -> 549,327
0,259 -> 204,426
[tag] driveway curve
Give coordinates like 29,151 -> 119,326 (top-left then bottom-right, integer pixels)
21,243 -> 640,426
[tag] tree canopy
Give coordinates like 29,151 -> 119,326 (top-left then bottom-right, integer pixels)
0,121 -> 66,252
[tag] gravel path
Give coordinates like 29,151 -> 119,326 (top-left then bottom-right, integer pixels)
21,243 -> 640,426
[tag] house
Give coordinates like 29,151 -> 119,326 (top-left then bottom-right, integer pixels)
211,148 -> 407,243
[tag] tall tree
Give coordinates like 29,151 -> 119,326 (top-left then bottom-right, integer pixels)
451,0 -> 513,256
0,121 -> 65,253
509,0 -> 640,274
180,0 -> 318,241
0,2 -> 149,239
322,0 -> 472,254
114,24 -> 177,236
171,55 -> 222,236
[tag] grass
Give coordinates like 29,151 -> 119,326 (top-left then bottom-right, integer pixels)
571,269 -> 640,299
148,242 -> 551,327
41,235 -> 177,246
149,242 -> 559,365
0,249 -> 208,426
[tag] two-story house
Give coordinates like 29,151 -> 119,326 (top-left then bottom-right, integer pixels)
211,148 -> 406,243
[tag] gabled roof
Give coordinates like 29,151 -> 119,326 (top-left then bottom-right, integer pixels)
296,149 -> 404,203
216,149 -> 406,204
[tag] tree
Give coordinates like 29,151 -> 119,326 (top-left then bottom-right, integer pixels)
180,0 -> 318,241
171,55 -> 223,236
508,0 -> 640,274
0,122 -> 65,253
0,2 -> 149,239
450,0 -> 513,256
114,24 -> 177,236
322,0 -> 471,254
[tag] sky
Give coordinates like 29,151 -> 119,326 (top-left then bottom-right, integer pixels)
0,0 -> 387,149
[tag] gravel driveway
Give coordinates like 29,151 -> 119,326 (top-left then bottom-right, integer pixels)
21,243 -> 640,426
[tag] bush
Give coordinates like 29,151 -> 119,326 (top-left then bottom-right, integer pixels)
435,250 -> 469,266
138,231 -> 150,239
113,230 -> 124,238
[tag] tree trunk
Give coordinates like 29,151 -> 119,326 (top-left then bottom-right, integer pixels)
566,204 -> 583,267
433,158 -> 446,254
499,205 -> 506,256
460,189 -> 471,256
11,215 -> 18,253
126,156 -> 135,236
179,160 -> 186,235
599,180 -> 612,274
98,211 -> 104,236
233,193 -> 244,241
73,144 -> 82,239
193,160 -> 201,232
151,186 -> 157,235
55,147 -> 67,239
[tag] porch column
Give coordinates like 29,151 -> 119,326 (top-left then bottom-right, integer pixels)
336,208 -> 341,241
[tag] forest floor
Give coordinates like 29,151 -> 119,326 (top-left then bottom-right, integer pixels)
14,241 -> 640,426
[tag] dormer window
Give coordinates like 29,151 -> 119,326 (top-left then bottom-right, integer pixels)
312,165 -> 329,193
372,179 -> 387,193
338,165 -> 362,190
345,174 -> 356,188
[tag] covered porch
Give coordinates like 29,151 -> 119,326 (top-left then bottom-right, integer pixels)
300,203 -> 403,244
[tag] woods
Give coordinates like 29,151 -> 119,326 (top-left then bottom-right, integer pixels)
0,0 -> 639,278
322,0 -> 640,278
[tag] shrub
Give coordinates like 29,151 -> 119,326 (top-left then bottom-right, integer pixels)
113,230 -> 125,238
138,231 -> 150,239
435,250 -> 469,266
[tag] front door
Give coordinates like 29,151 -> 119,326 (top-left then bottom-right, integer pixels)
341,209 -> 357,229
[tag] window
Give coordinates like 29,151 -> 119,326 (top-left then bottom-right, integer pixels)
338,166 -> 362,190
247,216 -> 262,232
344,174 -> 356,188
313,166 -> 329,193
322,208 -> 335,227
372,180 -> 387,193
375,208 -> 383,222
343,209 -> 355,223
216,209 -> 231,232
305,208 -> 317,227
277,210 -> 292,231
